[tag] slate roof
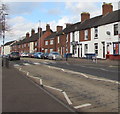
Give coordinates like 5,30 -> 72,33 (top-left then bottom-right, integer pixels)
45,32 -> 57,40
4,40 -> 15,46
57,9 -> 120,35
12,29 -> 53,46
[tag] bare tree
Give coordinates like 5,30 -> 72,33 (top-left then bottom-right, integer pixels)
0,3 -> 8,55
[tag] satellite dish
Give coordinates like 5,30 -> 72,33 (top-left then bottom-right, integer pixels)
106,31 -> 111,35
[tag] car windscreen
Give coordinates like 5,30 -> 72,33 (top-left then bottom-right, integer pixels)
11,52 -> 19,55
52,53 -> 60,55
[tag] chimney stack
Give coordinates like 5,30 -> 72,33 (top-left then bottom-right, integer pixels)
31,29 -> 35,36
56,26 -> 63,32
38,27 -> 42,33
46,24 -> 50,31
102,3 -> 113,15
81,12 -> 90,22
26,32 -> 30,38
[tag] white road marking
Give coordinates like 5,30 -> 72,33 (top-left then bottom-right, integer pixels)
74,103 -> 91,109
33,62 -> 41,65
43,62 -> 49,64
19,68 -> 22,71
61,69 -> 65,71
62,91 -> 72,105
27,72 -> 29,76
40,79 -> 43,86
45,65 -> 120,84
23,63 -> 30,66
44,85 -> 63,92
14,64 -> 20,67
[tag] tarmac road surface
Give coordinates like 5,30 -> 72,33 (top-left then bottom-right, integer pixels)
2,67 -> 75,112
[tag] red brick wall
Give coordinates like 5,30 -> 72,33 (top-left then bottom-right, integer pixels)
38,31 -> 52,52
80,29 -> 91,42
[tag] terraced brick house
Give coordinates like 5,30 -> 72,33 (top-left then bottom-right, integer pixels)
57,3 -> 120,60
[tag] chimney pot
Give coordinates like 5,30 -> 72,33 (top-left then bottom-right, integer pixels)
31,29 -> 35,36
26,32 -> 30,38
56,26 -> 63,32
46,24 -> 50,31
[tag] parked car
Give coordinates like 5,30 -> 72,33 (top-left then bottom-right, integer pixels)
41,53 -> 49,59
9,52 -> 20,60
28,53 -> 35,58
34,52 -> 44,59
48,52 -> 62,60
20,53 -> 29,57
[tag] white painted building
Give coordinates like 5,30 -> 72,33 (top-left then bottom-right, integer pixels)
1,41 -> 15,55
67,3 -> 120,59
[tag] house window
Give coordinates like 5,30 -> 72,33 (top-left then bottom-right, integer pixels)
45,41 -> 48,45
84,30 -> 88,40
58,47 -> 60,52
45,49 -> 48,53
28,43 -> 30,47
66,35 -> 68,42
94,43 -> 98,55
50,40 -> 53,45
94,27 -> 98,39
50,48 -> 53,52
84,44 -> 88,54
24,44 -> 26,47
58,36 -> 60,43
114,24 -> 118,35
35,42 -> 37,46
113,43 -> 120,55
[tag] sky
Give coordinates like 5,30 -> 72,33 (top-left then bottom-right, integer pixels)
0,0 -> 119,45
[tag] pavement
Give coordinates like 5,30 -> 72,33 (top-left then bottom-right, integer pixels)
2,67 -> 76,113
62,58 -> 119,66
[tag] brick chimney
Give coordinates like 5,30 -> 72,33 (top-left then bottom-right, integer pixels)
38,27 -> 42,33
46,24 -> 50,31
26,32 -> 30,38
102,3 -> 113,15
56,26 -> 63,32
31,29 -> 35,36
81,12 -> 90,22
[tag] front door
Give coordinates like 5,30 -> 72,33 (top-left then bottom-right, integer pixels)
102,42 -> 105,58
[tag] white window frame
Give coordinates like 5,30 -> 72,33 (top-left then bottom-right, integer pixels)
45,41 -> 48,45
84,44 -> 88,54
50,48 -> 53,52
35,42 -> 37,47
94,27 -> 98,39
45,49 -> 47,53
58,36 -> 60,43
94,43 -> 98,55
84,30 -> 88,40
66,35 -> 68,42
50,40 -> 53,45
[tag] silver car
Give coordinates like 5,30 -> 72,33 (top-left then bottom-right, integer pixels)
48,52 -> 62,60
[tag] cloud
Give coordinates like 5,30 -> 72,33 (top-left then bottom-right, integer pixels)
47,8 -> 61,15
6,2 -> 40,15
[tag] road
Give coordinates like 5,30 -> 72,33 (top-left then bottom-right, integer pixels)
8,58 -> 119,112
2,67 -> 75,112
12,58 -> 119,81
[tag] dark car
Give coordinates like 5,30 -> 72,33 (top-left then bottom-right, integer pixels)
41,53 -> 49,59
9,52 -> 20,60
28,53 -> 35,58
